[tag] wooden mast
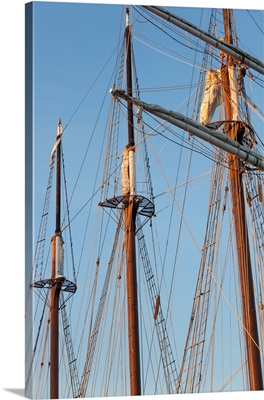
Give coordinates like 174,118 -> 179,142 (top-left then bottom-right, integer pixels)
222,9 -> 263,391
50,120 -> 62,399
124,7 -> 141,396
30,120 -> 77,398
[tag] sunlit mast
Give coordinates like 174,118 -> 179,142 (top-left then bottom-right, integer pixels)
112,5 -> 264,392
31,120 -> 77,399
124,7 -> 142,395
221,9 -> 263,390
91,7 -> 156,395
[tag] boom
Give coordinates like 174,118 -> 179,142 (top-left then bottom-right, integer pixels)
110,89 -> 264,171
142,6 -> 264,75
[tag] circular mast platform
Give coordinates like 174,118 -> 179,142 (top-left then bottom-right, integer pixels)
99,194 -> 155,218
31,276 -> 77,294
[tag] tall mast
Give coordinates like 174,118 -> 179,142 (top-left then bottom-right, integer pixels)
124,7 -> 141,395
31,120 -> 77,399
50,120 -> 62,398
222,9 -> 263,391
100,8 -> 154,394
111,6 -> 264,392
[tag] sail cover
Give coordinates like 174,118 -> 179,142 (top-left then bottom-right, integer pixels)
228,65 -> 239,121
121,146 -> 130,195
50,137 -> 61,166
200,69 -> 223,125
50,121 -> 63,166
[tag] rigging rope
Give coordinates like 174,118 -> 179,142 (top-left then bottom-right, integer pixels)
133,35 -> 202,69
62,40 -> 123,134
60,295 -> 80,398
61,144 -> 77,287
176,156 -> 225,393
79,213 -> 123,397
137,219 -> 179,394
32,158 -> 55,282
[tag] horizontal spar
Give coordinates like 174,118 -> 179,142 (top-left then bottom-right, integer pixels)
110,89 -> 264,171
142,6 -> 264,76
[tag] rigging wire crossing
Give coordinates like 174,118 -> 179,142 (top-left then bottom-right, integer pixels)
110,89 -> 264,171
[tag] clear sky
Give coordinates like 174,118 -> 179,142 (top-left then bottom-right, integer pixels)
1,1 -> 264,400
32,1 -> 264,244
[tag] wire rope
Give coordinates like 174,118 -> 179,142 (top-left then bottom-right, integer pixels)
148,121 -> 264,356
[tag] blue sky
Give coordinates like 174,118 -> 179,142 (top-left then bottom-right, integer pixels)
32,1 -> 264,230
1,0 -> 264,399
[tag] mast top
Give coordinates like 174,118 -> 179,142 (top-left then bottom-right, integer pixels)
56,118 -> 62,138
126,7 -> 130,28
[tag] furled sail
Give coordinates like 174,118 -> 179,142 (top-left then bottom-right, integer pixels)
50,119 -> 63,165
121,146 -> 130,195
200,69 -> 223,125
228,65 -> 239,121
